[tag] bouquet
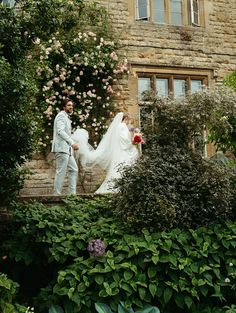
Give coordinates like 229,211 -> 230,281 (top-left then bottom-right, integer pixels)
132,128 -> 145,145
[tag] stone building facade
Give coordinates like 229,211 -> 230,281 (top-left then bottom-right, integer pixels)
21,0 -> 236,196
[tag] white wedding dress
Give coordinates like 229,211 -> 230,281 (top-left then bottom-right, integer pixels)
72,112 -> 138,194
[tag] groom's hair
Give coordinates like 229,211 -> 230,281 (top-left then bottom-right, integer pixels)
60,98 -> 73,110
122,112 -> 130,121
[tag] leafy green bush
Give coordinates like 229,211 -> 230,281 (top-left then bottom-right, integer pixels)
47,219 -> 236,313
0,57 -> 37,204
33,26 -> 126,147
0,0 -> 126,199
95,302 -> 160,313
112,89 -> 236,231
222,71 -> 236,157
141,88 -> 236,154
0,0 -> 126,149
113,142 -> 233,230
2,198 -> 236,313
0,272 -> 27,313
224,71 -> 236,93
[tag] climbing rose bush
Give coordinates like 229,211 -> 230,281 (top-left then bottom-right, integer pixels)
33,30 -> 128,147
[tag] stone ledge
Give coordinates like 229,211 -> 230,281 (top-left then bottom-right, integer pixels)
18,193 -> 96,204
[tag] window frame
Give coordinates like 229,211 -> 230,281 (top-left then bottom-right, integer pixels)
190,0 -> 200,26
132,65 -> 213,157
136,0 -> 150,20
135,0 -> 203,27
137,73 -> 208,99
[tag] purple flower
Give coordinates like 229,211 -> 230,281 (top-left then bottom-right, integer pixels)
87,239 -> 106,257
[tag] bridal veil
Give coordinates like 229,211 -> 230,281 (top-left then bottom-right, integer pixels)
72,112 -> 124,170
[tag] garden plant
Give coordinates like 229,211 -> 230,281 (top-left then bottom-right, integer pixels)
0,1 -> 236,313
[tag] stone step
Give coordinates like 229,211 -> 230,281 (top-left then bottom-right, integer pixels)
21,154 -> 106,197
19,193 -> 95,204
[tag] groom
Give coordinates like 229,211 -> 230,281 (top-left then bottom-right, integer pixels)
52,98 -> 79,195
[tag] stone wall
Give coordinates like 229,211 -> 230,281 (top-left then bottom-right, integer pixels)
93,0 -> 236,118
21,0 -> 236,196
21,153 -> 105,196
95,0 -> 236,72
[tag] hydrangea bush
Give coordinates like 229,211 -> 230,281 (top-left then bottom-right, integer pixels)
87,238 -> 106,257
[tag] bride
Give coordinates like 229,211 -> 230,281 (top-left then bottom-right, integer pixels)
72,112 -> 139,194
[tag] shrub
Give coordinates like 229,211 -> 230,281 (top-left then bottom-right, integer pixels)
37,220 -> 236,313
113,142 -> 233,231
34,27 -> 127,147
112,89 -> 236,231
141,88 -> 236,155
95,302 -> 160,313
0,272 -> 27,313
222,71 -> 236,157
0,0 -> 126,199
0,58 -> 37,204
224,71 -> 236,93
1,198 -> 236,313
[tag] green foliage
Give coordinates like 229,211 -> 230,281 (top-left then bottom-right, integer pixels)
2,198 -> 236,313
19,0 -> 84,41
27,0 -> 126,147
47,221 -> 236,313
49,304 -> 64,313
0,6 -> 27,63
141,87 -> 236,154
114,146 -> 234,232
112,88 -> 236,231
33,27 -> 126,147
224,304 -> 236,313
113,142 -> 233,231
0,57 -> 38,204
0,273 -> 27,313
6,196 -> 123,265
95,302 -> 160,313
224,71 -> 236,93
0,0 -> 125,199
222,71 -> 236,156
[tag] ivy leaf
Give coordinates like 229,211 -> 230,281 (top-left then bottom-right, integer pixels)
138,287 -> 146,300
164,288 -> 172,304
95,275 -> 104,285
48,305 -> 64,313
149,283 -> 157,297
147,267 -> 157,279
124,270 -> 133,281
151,255 -> 159,264
175,294 -> 185,309
184,296 -> 193,309
118,303 -> 133,313
95,303 -> 113,313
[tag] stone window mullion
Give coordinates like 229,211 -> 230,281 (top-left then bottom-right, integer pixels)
166,0 -> 171,24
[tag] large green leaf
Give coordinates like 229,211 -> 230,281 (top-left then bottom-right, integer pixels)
136,306 -> 160,313
149,283 -> 157,298
95,303 -> 114,313
118,302 -> 134,313
124,270 -> 133,281
48,305 -> 64,313
163,287 -> 172,304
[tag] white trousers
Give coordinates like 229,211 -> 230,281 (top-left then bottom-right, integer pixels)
53,152 -> 78,195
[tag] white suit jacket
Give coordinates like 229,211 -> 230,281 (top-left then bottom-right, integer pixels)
51,111 -> 74,154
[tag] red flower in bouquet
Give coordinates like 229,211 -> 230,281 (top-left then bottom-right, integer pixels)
132,131 -> 145,145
